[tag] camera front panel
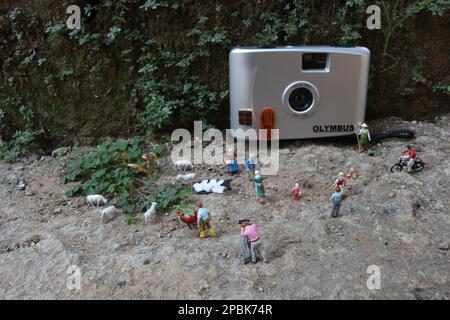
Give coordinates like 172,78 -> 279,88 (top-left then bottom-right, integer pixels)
230,47 -> 370,140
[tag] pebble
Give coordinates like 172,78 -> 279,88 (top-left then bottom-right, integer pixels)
438,241 -> 450,251
25,190 -> 35,196
117,281 -> 126,289
143,259 -> 151,265
389,192 -> 396,198
17,180 -> 26,191
199,281 -> 209,291
54,208 -> 62,215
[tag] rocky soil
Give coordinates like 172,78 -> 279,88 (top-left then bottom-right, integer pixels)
0,115 -> 449,300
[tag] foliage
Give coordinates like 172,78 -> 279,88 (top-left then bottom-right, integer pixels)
62,137 -> 145,213
0,0 -> 449,150
137,181 -> 193,212
0,102 -> 43,162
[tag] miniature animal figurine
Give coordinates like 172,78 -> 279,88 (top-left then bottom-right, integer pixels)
176,173 -> 196,181
144,202 -> 158,222
101,205 -> 118,222
86,195 -> 107,207
175,160 -> 194,171
128,152 -> 158,176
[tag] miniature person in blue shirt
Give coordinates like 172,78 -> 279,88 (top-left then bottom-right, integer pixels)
245,153 -> 256,180
330,187 -> 343,218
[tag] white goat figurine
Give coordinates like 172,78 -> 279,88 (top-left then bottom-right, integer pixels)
144,202 -> 158,222
175,160 -> 193,171
101,205 -> 118,222
176,173 -> 196,182
86,195 -> 107,207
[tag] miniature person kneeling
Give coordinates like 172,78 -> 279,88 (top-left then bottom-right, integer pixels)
196,202 -> 216,239
239,219 -> 268,264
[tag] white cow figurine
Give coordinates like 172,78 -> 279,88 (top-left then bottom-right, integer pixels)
176,173 -> 196,182
86,195 -> 107,207
175,160 -> 193,171
144,202 -> 158,223
101,205 -> 118,222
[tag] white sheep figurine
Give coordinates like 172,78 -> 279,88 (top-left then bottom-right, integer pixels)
176,173 -> 196,182
144,202 -> 158,222
86,195 -> 107,207
101,205 -> 118,222
175,160 -> 193,171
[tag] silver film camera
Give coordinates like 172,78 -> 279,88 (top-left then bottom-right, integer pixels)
229,46 -> 371,140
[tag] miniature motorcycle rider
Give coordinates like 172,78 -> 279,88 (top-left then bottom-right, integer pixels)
400,145 -> 417,173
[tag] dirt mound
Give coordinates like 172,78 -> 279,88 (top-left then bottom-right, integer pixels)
0,115 -> 449,299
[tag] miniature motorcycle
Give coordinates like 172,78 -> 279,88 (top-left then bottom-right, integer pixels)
390,156 -> 425,173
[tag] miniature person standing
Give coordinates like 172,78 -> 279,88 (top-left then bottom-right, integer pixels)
330,187 -> 343,218
400,145 -> 417,173
225,148 -> 239,176
357,123 -> 371,152
245,153 -> 256,180
239,219 -> 268,263
251,170 -> 267,204
292,183 -> 302,201
196,202 -> 216,239
331,172 -> 347,192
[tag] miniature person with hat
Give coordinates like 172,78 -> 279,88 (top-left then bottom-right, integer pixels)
357,123 -> 371,152
239,219 -> 268,264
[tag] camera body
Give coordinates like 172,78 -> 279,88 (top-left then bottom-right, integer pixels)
229,46 -> 371,140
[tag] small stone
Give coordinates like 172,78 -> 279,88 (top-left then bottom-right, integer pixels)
17,180 -> 26,191
30,235 -> 41,243
143,259 -> 151,265
54,208 -> 62,215
438,241 -> 450,251
389,192 -> 396,198
117,281 -> 126,289
16,165 -> 25,171
199,281 -> 209,291
412,120 -> 418,125
25,190 -> 35,196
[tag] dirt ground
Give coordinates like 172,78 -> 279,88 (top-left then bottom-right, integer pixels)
0,115 -> 449,300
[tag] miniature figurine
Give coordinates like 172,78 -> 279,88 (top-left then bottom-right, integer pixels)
251,170 -> 267,204
196,202 -> 216,239
346,167 -> 358,180
239,219 -> 268,263
357,123 -> 371,152
330,187 -> 343,218
245,153 -> 256,180
225,148 -> 239,176
292,183 -> 302,201
400,145 -> 417,173
331,172 -> 347,192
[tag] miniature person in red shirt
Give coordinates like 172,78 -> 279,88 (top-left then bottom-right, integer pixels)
292,183 -> 302,201
401,145 -> 417,173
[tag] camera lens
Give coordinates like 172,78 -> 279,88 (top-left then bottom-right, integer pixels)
288,88 -> 314,113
